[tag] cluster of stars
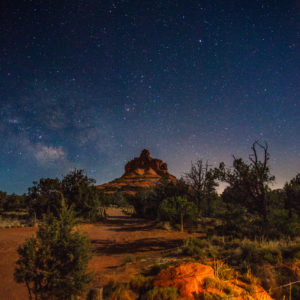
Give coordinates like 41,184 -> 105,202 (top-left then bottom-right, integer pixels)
0,0 -> 298,194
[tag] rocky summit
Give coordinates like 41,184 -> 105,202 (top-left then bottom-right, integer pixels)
97,149 -> 176,194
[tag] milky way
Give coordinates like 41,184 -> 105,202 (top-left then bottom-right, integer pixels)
0,0 -> 299,193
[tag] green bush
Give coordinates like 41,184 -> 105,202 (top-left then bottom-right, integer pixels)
103,281 -> 131,299
203,277 -> 237,296
182,237 -> 209,258
194,292 -> 223,300
142,287 -> 179,300
14,201 -> 92,300
239,241 -> 283,267
130,274 -> 153,293
147,262 -> 170,276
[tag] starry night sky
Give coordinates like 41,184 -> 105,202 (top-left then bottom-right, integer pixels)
0,0 -> 299,194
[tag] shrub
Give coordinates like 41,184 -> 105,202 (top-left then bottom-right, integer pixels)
14,200 -> 92,300
103,281 -> 132,300
194,292 -> 223,300
130,274 -> 153,293
182,237 -> 209,258
239,240 -> 283,268
213,261 -> 237,281
147,262 -> 170,276
203,278 -> 237,297
86,287 -> 103,300
123,255 -> 133,264
142,287 -> 179,300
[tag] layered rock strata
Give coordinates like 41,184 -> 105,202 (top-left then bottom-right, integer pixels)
97,149 -> 176,195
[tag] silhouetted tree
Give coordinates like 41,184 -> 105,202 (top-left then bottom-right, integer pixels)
27,178 -> 62,218
217,141 -> 275,225
61,169 -> 95,202
62,169 -> 105,220
284,173 -> 300,217
127,178 -> 190,219
185,160 -> 218,214
27,170 -> 106,221
0,190 -> 7,210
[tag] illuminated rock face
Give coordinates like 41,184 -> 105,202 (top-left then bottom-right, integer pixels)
124,149 -> 169,177
153,262 -> 273,299
97,149 -> 176,195
154,263 -> 214,298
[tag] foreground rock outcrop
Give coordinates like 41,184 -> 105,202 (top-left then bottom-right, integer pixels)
97,149 -> 176,195
154,262 -> 273,299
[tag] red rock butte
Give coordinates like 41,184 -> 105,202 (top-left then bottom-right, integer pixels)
97,149 -> 177,194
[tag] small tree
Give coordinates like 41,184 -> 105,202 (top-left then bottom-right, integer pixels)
159,196 -> 196,232
14,199 -> 93,300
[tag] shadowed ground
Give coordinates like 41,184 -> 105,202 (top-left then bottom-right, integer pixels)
0,207 -> 201,299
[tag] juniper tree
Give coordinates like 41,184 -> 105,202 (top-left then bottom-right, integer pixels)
14,199 -> 93,300
216,141 -> 275,224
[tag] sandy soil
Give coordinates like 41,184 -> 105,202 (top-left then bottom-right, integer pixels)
0,208 -> 201,299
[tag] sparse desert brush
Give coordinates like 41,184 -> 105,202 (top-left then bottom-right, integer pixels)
130,274 -> 153,293
86,287 -> 103,300
240,268 -> 261,288
104,281 -> 133,300
123,255 -> 133,264
103,280 -> 132,299
203,277 -> 239,297
142,286 -> 179,300
212,260 -> 237,281
239,239 -> 284,268
135,254 -> 148,261
0,217 -> 24,228
147,261 -> 172,276
194,292 -> 223,300
182,237 -> 209,258
209,235 -> 224,246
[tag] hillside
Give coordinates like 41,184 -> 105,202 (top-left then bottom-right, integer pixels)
97,149 -> 177,195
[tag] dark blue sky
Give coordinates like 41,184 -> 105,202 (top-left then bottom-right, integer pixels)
0,0 -> 299,194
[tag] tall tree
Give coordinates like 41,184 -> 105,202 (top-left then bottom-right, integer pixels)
217,141 -> 275,223
0,190 -> 7,209
62,169 -> 105,220
185,160 -> 218,212
27,178 -> 62,218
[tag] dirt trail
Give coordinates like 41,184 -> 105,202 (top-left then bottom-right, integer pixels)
0,208 -> 201,299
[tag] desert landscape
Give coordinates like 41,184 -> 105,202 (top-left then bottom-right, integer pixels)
1,1 -> 299,299
0,207 -> 200,299
1,148 -> 299,299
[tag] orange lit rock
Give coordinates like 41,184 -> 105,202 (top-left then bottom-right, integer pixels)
97,149 -> 176,194
153,262 -> 273,299
154,263 -> 214,298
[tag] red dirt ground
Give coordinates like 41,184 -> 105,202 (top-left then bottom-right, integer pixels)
0,208 -> 201,300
